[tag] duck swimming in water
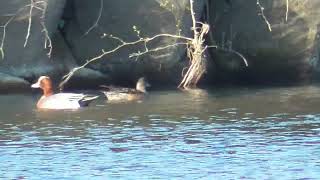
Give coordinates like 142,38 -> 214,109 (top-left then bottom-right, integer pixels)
101,77 -> 150,103
31,76 -> 99,109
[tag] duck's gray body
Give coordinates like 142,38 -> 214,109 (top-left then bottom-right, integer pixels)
103,90 -> 144,102
102,77 -> 150,103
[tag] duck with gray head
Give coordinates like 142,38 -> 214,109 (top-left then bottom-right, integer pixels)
101,77 -> 151,103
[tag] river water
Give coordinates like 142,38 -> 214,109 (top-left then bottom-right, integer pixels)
1,85 -> 320,179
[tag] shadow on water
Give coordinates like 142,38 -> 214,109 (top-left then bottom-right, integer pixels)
0,85 -> 320,179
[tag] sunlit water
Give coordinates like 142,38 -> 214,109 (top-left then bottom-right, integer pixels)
1,85 -> 320,179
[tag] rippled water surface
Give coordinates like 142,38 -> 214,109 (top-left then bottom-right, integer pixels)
1,85 -> 320,179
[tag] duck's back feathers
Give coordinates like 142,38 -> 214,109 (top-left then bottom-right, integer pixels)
100,85 -> 140,93
100,77 -> 150,103
100,85 -> 144,102
38,93 -> 98,109
102,91 -> 143,102
101,86 -> 144,102
79,94 -> 99,107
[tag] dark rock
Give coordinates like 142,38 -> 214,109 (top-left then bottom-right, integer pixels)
62,0 -> 206,85
63,67 -> 110,89
0,72 -> 30,93
207,0 -> 320,84
0,0 -> 68,90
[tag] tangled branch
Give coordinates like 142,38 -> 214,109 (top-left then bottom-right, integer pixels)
59,33 -> 191,89
0,0 -> 52,59
59,0 -> 224,89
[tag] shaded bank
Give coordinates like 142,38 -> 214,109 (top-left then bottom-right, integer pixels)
207,0 -> 320,84
0,0 -> 320,92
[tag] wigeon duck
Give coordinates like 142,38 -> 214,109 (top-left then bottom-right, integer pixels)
31,76 -> 99,109
101,77 -> 150,102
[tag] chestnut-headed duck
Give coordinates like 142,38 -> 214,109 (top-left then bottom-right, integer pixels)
101,77 -> 150,103
31,76 -> 99,109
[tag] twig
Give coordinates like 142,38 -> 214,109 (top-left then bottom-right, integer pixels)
228,49 -> 248,67
59,33 -> 192,89
0,16 -> 16,59
285,0 -> 289,22
41,22 -> 52,57
0,0 -> 51,59
190,0 -> 198,37
24,0 -> 34,47
129,42 -> 188,58
257,0 -> 272,32
39,1 -> 52,57
60,0 -> 211,89
83,0 -> 103,36
0,2 -> 38,59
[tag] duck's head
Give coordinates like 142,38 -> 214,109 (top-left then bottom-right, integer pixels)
136,77 -> 150,93
31,76 -> 53,96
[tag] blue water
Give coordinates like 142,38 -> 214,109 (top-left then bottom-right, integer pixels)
0,86 -> 320,179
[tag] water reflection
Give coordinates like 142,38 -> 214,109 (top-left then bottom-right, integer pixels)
0,85 -> 320,179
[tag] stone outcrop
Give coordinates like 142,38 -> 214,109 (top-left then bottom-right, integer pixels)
0,0 -> 67,92
0,0 -> 108,92
207,0 -> 320,83
62,0 -> 206,85
1,0 -> 320,92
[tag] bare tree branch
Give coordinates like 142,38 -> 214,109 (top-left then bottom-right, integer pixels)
59,32 -> 192,89
129,42 -> 188,58
0,0 -> 51,59
60,0 -> 243,90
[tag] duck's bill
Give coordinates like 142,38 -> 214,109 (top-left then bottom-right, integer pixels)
31,82 -> 40,88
